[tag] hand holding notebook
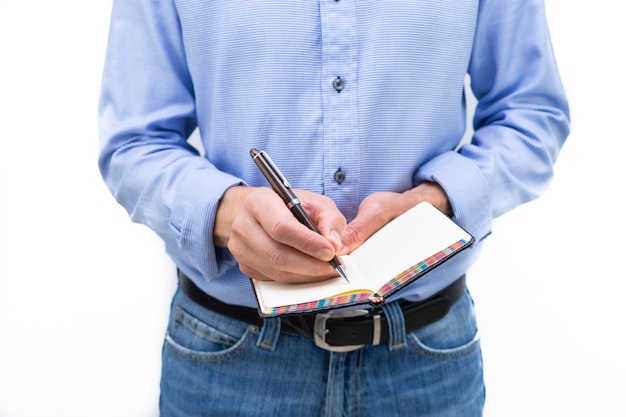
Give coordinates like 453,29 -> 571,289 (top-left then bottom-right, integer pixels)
251,201 -> 474,317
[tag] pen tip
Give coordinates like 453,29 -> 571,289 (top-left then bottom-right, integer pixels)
250,148 -> 260,158
337,266 -> 350,283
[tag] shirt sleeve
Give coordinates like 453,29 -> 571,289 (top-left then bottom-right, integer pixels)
415,0 -> 570,243
98,0 -> 241,280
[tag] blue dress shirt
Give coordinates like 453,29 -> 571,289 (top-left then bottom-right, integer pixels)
98,0 -> 569,307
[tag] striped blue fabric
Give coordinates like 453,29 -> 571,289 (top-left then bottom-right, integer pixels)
99,0 -> 569,306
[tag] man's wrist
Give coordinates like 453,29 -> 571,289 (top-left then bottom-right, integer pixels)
213,185 -> 252,247
403,181 -> 453,217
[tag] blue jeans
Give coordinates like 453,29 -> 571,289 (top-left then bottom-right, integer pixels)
160,286 -> 485,416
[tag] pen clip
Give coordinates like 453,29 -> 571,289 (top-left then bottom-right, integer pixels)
261,151 -> 292,189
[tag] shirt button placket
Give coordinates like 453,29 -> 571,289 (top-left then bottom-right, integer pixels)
320,0 -> 358,216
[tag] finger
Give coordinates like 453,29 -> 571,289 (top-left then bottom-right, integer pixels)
241,243 -> 340,283
231,224 -> 338,283
252,190 -> 339,262
340,192 -> 403,254
265,212 -> 336,261
296,190 -> 347,253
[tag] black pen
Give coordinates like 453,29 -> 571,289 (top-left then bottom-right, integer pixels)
250,148 -> 349,283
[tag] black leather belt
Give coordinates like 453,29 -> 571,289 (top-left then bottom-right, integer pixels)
178,270 -> 465,351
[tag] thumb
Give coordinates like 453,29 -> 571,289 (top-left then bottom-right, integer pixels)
339,192 -> 408,254
339,206 -> 386,254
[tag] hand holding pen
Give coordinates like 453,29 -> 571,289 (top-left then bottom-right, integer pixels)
250,148 -> 349,282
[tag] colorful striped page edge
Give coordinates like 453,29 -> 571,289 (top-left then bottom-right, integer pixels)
376,235 -> 472,295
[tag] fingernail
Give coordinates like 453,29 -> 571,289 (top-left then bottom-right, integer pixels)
319,248 -> 333,260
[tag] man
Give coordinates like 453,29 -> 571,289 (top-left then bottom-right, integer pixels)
98,0 -> 569,415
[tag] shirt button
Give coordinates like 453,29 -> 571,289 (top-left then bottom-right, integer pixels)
334,168 -> 346,184
333,77 -> 344,93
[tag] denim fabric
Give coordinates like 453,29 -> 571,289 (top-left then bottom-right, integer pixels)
160,286 -> 484,417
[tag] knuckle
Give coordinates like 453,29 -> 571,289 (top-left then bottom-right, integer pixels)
238,264 -> 255,278
266,247 -> 287,271
268,215 -> 291,238
344,225 -> 363,245
227,241 -> 241,258
364,198 -> 385,215
272,270 -> 290,283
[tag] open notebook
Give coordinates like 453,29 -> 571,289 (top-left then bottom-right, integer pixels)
251,202 -> 474,317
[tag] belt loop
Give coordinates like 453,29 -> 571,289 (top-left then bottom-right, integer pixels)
381,302 -> 406,351
256,318 -> 281,351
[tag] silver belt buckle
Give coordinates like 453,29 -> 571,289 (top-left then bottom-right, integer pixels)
314,309 -> 377,352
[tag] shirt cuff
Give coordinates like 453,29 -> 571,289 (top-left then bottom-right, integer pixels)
415,150 -> 492,243
167,166 -> 244,281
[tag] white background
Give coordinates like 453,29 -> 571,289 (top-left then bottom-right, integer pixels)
1,1 -> 624,416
